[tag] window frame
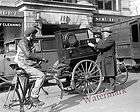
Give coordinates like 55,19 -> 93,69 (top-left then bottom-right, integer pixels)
131,24 -> 139,42
97,0 -> 115,11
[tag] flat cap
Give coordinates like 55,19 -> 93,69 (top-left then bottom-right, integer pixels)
24,27 -> 38,37
101,27 -> 112,33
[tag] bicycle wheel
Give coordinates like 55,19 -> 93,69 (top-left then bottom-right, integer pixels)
3,77 -> 25,112
115,62 -> 128,86
40,76 -> 64,111
7,76 -> 30,112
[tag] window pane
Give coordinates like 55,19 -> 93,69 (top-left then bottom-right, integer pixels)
98,0 -> 104,9
132,24 -> 138,42
41,38 -> 56,50
113,0 -> 116,10
105,0 -> 112,10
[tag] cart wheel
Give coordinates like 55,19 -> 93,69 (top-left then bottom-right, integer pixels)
71,60 -> 103,95
115,62 -> 128,86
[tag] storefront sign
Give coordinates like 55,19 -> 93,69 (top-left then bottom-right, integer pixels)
40,12 -> 88,25
0,23 -> 21,27
0,9 -> 23,17
95,17 -> 116,22
94,15 -> 129,23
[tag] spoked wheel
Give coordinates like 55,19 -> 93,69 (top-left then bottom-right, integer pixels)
3,81 -> 26,112
71,59 -> 103,95
115,62 -> 128,86
42,76 -> 64,111
3,76 -> 33,112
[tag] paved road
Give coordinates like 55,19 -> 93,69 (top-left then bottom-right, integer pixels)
0,72 -> 140,112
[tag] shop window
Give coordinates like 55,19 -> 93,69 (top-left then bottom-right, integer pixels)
131,24 -> 138,42
105,0 -> 112,10
97,0 -> 116,10
98,0 -> 104,9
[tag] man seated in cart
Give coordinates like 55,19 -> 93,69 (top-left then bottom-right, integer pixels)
88,27 -> 117,92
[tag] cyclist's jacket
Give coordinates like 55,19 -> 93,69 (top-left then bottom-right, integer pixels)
14,37 -> 41,66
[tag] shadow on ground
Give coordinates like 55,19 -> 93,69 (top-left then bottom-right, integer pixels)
41,93 -> 82,112
115,79 -> 138,91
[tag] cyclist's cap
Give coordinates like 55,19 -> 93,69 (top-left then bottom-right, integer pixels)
24,27 -> 38,37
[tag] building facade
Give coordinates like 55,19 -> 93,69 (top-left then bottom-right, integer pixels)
0,0 -> 133,38
0,6 -> 23,53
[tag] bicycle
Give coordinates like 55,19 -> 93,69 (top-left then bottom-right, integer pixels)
3,60 -> 64,112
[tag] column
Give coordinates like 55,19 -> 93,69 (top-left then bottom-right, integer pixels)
23,10 -> 36,31
116,0 -> 119,11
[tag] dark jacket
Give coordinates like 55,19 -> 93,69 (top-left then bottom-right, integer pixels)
96,35 -> 117,77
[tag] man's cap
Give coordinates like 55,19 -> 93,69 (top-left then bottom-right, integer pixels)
101,27 -> 112,33
24,27 -> 38,37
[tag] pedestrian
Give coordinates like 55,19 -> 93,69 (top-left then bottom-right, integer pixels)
14,26 -> 46,106
88,27 -> 117,92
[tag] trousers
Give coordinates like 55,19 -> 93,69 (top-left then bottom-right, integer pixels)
18,63 -> 46,98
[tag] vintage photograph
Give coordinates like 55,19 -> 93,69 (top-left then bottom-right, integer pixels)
0,0 -> 139,112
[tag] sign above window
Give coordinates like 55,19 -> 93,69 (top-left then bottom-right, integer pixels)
40,12 -> 89,25
0,23 -> 22,27
0,8 -> 23,17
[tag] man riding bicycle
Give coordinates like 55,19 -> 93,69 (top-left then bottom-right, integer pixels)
14,26 -> 46,106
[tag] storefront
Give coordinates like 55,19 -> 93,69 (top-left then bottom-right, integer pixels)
16,0 -> 96,36
0,6 -> 23,53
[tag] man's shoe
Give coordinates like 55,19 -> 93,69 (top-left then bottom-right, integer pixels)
30,97 -> 45,106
